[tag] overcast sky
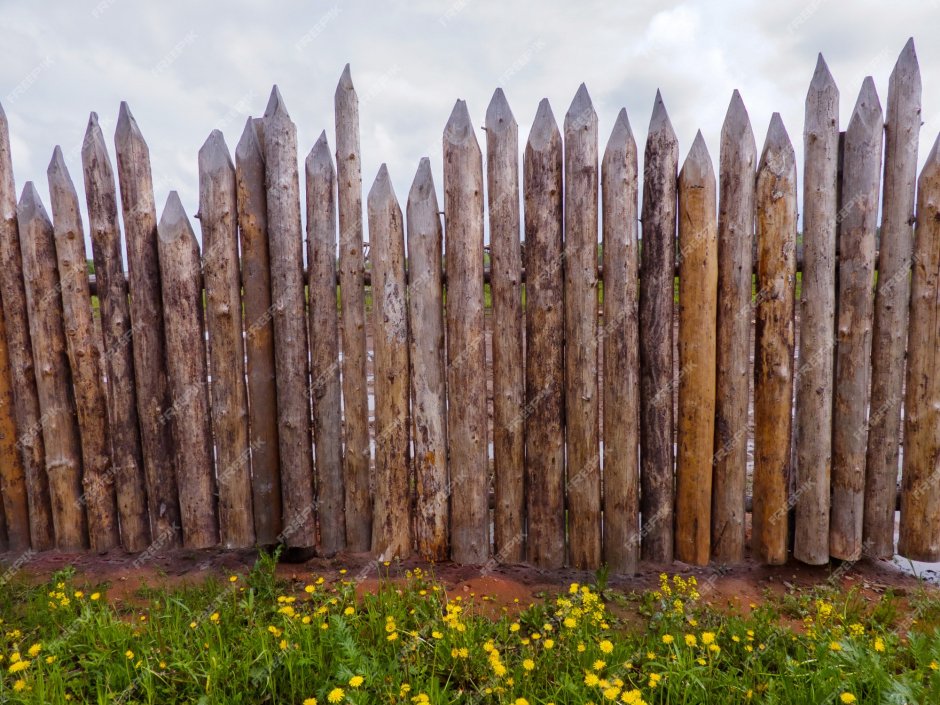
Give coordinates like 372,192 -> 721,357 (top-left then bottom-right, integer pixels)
2,0 -> 938,246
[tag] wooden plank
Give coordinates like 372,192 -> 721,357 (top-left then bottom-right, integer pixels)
114,102 -> 181,546
47,147 -> 120,553
199,130 -> 254,549
0,104 -> 53,550
0,285 -> 29,551
601,108 -> 640,574
444,100 -> 489,563
18,182 -> 88,550
794,56 -> 839,565
305,132 -> 346,556
831,78 -> 883,561
753,114 -> 797,565
865,39 -> 921,559
523,99 -> 565,569
334,65 -> 372,551
897,135 -> 940,561
367,165 -> 412,559
675,132 -> 718,566
82,112 -> 150,552
639,91 -> 678,563
485,88 -> 525,563
157,192 -> 218,549
235,116 -> 281,546
263,87 -> 316,548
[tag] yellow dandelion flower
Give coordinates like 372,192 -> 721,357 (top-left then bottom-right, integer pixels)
27,643 -> 41,657
873,637 -> 885,652
13,679 -> 25,692
210,612 -> 220,623
603,686 -> 621,700
304,699 -> 318,705
684,634 -> 697,647
829,641 -> 841,652
931,661 -> 939,671
523,658 -> 535,671
327,687 -> 345,703
599,639 -> 614,654
662,634 -> 674,644
593,660 -> 606,671
543,638 -> 555,649
840,694 -> 856,704
343,606 -> 354,616
515,699 -> 530,705
90,592 -> 100,601
701,632 -> 715,645
349,675 -> 364,688
9,660 -> 30,674
584,672 -> 600,687
510,623 -> 520,633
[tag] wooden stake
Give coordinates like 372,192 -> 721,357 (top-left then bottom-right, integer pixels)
0,290 -> 29,551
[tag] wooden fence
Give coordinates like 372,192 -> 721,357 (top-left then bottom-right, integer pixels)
0,38 -> 937,574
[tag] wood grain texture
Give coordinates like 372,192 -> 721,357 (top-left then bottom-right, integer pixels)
0,282 -> 29,551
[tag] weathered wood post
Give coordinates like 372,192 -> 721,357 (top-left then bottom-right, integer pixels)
334,66 -> 372,551
157,192 -> 218,549
831,78 -> 883,561
262,87 -> 316,548
753,114 -> 797,565
523,99 -> 565,569
794,56 -> 839,565
199,130 -> 254,549
601,108 -> 640,573
639,91 -> 678,563
0,103 -> 53,550
485,88 -> 525,563
443,100 -> 489,564
898,135 -> 940,562
712,91 -> 756,564
305,132 -> 346,556
406,157 -> 449,560
18,182 -> 88,550
676,132 -> 718,566
235,116 -> 281,546
114,102 -> 181,546
47,148 -> 119,552
865,39 -> 921,558
367,165 -> 412,560
0,296 -> 29,551
82,112 -> 150,552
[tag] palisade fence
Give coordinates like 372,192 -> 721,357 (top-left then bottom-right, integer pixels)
0,38 -> 937,575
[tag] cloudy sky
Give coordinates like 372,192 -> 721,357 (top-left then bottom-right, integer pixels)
1,0 -> 938,243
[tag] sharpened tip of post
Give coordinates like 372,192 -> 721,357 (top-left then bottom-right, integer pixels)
809,54 -> 837,93
444,99 -> 474,144
759,113 -> 795,171
264,85 -> 288,120
610,108 -> 633,140
235,116 -> 262,162
485,88 -> 515,131
565,83 -> 595,125
648,89 -> 675,137
408,157 -> 437,207
158,191 -> 189,237
368,163 -> 398,207
17,181 -> 51,224
848,76 -> 883,128
680,130 -> 714,182
48,145 -> 66,173
922,133 -> 940,177
115,101 -> 144,146
722,89 -> 754,142
338,64 -> 354,90
198,129 -> 234,175
306,130 -> 334,174
527,98 -> 560,151
898,37 -> 917,66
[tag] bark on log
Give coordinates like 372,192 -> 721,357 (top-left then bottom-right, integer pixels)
0,288 -> 29,551
199,130 -> 254,549
753,114 -> 797,565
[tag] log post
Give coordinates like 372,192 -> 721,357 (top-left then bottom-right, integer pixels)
601,108 -> 640,574
523,99 -> 565,569
794,56 -> 839,565
0,103 -> 53,550
82,112 -> 150,552
406,157 -> 449,560
865,39 -> 921,559
639,91 -> 678,563
0,295 -> 29,551
235,116 -> 282,546
199,130 -> 254,549
367,165 -> 412,560
831,78 -> 883,561
47,147 -> 119,552
485,88 -> 525,563
114,102 -> 181,546
675,131 -> 718,566
305,132 -> 346,556
18,182 -> 88,550
334,66 -> 372,551
753,114 -> 797,565
157,192 -> 218,549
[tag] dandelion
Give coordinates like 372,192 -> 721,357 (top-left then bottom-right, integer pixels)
210,612 -> 220,623
840,694 -> 856,704
684,634 -> 697,647
543,638 -> 555,649
13,679 -> 25,692
593,660 -> 606,671
304,699 -> 318,705
829,641 -> 842,652
349,675 -> 364,688
662,634 -> 674,644
8,660 -> 29,674
90,592 -> 100,601
931,661 -> 939,671
515,699 -> 530,705
327,687 -> 345,703
599,639 -> 614,654
701,632 -> 715,645
344,607 -> 355,616
523,658 -> 535,671
27,643 -> 41,657
873,637 -> 885,652
125,650 -> 134,660
510,623 -> 521,633
603,686 -> 621,700
584,672 -> 600,687
229,575 -> 238,583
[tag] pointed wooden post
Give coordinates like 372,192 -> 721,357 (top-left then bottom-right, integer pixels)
262,87 -> 316,548
712,91 -> 756,564
199,130 -> 254,549
0,103 -> 52,550
82,112 -> 150,552
898,135 -> 940,562
485,88 -> 525,563
47,147 -> 119,552
114,101 -> 181,546
235,116 -> 281,546
639,91 -> 678,563
865,39 -> 922,559
334,65 -> 372,551
367,165 -> 412,560
753,114 -> 797,565
601,108 -> 640,574
675,132 -> 718,566
157,192 -> 218,549
831,78 -> 883,561
18,182 -> 88,550
306,132 -> 346,556
794,56 -> 839,565
523,99 -> 565,569
406,158 -> 449,561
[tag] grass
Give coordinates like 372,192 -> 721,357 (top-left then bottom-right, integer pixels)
1,557 -> 938,704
